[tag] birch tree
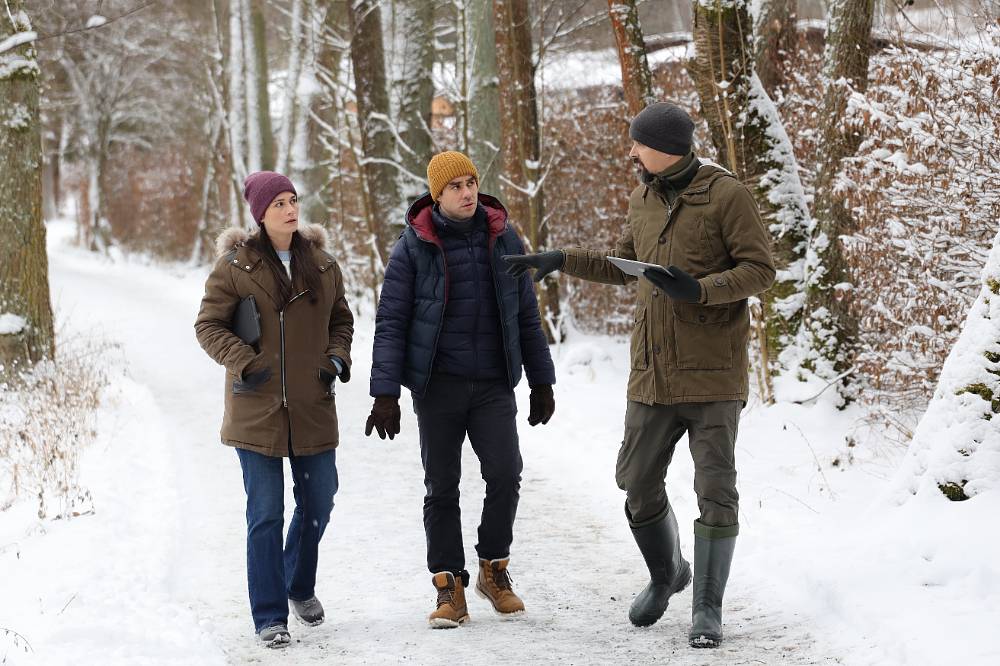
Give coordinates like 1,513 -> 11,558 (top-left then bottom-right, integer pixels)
806,0 -> 875,391
687,0 -> 811,402
607,0 -> 654,116
494,0 -> 562,341
0,2 -> 55,369
222,0 -> 251,226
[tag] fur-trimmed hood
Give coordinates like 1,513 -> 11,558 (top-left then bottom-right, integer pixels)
214,223 -> 330,258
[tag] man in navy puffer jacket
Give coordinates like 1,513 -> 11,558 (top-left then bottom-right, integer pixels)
366,151 -> 556,628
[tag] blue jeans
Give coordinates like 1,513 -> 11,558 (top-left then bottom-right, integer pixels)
236,447 -> 338,632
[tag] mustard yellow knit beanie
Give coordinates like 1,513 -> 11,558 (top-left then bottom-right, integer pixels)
427,151 -> 479,201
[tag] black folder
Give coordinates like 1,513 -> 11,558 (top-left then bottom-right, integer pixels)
232,295 -> 261,347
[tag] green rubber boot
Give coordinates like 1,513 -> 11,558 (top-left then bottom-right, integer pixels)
689,521 -> 737,648
627,507 -> 691,627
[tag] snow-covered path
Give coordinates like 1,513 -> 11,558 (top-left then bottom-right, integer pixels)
2,223 -> 997,665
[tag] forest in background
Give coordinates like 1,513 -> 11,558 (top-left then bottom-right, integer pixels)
2,1 -> 999,507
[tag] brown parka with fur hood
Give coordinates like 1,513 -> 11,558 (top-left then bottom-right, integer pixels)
194,224 -> 354,457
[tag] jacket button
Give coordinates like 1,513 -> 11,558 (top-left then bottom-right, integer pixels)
245,265 -> 251,270
652,289 -> 659,297
698,315 -> 707,323
653,344 -> 661,354
658,236 -> 666,244
713,277 -> 726,287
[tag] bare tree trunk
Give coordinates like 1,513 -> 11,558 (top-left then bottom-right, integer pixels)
688,0 -> 811,402
189,113 -> 225,264
607,0 -> 655,116
470,0 -> 501,195
225,0 -> 249,225
755,0 -> 798,98
806,0 -> 876,386
241,0 -> 261,172
395,0 -> 434,198
276,0 -> 304,176
0,4 -> 56,370
249,0 -> 275,171
350,0 -> 401,264
494,0 -> 561,342
301,0 -> 344,228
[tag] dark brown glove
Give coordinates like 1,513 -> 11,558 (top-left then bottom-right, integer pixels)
365,396 -> 401,440
528,385 -> 555,426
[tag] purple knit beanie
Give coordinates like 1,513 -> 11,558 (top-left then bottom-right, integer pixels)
243,171 -> 297,224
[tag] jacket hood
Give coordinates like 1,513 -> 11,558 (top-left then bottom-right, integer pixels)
404,192 -> 509,246
214,223 -> 330,258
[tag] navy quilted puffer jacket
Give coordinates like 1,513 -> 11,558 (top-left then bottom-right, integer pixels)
370,193 -> 556,398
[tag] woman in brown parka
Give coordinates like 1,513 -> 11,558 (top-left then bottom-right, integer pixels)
194,171 -> 353,649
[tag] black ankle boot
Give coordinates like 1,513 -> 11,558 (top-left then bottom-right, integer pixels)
689,521 -> 737,647
628,507 -> 691,627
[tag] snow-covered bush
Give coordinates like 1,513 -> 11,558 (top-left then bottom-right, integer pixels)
839,26 -> 1000,421
0,336 -> 114,519
892,225 -> 1000,501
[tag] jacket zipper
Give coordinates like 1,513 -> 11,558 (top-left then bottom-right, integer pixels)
420,241 -> 448,396
279,290 -> 308,408
468,235 -> 480,378
488,236 -> 514,390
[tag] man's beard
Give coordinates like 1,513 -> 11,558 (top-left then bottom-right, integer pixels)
632,156 -> 653,183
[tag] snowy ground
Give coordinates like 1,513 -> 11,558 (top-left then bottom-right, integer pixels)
1,221 -> 998,665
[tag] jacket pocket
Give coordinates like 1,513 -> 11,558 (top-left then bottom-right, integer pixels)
630,305 -> 649,371
233,367 -> 272,394
672,302 -> 733,370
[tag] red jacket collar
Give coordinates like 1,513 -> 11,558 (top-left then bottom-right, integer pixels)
406,192 -> 509,246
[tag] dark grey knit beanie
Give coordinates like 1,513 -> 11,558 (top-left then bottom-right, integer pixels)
629,102 -> 694,156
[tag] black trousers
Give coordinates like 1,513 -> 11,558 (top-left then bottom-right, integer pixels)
412,374 -> 522,577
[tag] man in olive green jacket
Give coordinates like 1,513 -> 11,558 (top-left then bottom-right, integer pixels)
504,102 -> 775,648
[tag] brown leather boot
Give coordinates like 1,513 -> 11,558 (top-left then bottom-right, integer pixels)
428,571 -> 469,629
475,558 -> 525,615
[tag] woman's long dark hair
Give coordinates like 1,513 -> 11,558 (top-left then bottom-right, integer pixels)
247,227 -> 323,305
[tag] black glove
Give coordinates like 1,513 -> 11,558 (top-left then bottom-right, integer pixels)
502,251 -> 565,282
642,266 -> 703,303
528,385 -> 555,426
365,396 -> 401,440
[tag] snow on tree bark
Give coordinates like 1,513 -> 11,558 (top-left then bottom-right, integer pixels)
350,0 -> 402,265
470,0 -> 502,195
805,0 -> 875,396
241,0 -> 261,173
607,0 -> 654,117
276,0 -> 304,176
687,0 -> 811,402
226,0 -> 249,226
300,0 -> 344,229
0,2 -> 55,370
394,0 -> 434,198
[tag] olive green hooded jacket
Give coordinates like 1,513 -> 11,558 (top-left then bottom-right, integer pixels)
561,162 -> 775,406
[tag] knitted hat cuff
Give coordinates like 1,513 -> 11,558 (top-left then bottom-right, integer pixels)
629,126 -> 691,156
